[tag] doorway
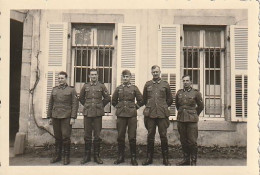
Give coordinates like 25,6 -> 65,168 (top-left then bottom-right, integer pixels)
10,19 -> 23,145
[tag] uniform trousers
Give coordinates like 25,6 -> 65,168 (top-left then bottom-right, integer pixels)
116,117 -> 137,144
177,121 -> 198,154
52,118 -> 72,142
144,117 -> 170,143
84,116 -> 102,143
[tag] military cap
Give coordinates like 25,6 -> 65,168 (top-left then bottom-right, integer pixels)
122,69 -> 131,76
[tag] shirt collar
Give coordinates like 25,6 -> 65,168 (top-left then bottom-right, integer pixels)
90,81 -> 98,86
183,87 -> 192,92
152,78 -> 161,84
58,83 -> 68,89
122,82 -> 131,87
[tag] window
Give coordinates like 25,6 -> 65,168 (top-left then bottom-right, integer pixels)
183,26 -> 225,118
71,24 -> 115,114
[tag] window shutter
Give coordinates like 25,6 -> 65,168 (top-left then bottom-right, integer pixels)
230,26 -> 248,122
42,23 -> 68,118
117,24 -> 140,86
158,25 -> 180,120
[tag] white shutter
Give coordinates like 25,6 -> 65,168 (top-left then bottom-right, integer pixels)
117,24 -> 140,86
230,26 -> 248,122
42,23 -> 68,118
158,25 -> 180,120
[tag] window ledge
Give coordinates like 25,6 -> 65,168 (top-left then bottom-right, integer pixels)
172,120 -> 238,131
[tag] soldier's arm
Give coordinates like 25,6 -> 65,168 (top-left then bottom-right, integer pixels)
196,91 -> 204,115
166,83 -> 173,107
102,84 -> 111,106
79,84 -> 86,105
47,89 -> 54,118
175,90 -> 180,110
143,83 -> 148,105
71,88 -> 79,119
111,87 -> 119,107
135,86 -> 144,109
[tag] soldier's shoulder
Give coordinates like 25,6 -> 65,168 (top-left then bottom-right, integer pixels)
145,80 -> 153,85
177,89 -> 183,93
161,80 -> 170,84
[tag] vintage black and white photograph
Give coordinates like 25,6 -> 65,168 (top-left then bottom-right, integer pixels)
1,0 -> 259,175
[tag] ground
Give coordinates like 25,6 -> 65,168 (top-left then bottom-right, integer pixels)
10,143 -> 246,166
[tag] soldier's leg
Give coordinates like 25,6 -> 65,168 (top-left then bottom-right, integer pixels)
50,118 -> 62,163
187,122 -> 198,166
81,116 -> 93,164
128,117 -> 138,166
114,117 -> 127,164
93,116 -> 103,164
176,122 -> 190,166
158,118 -> 171,166
142,117 -> 156,165
61,118 -> 72,165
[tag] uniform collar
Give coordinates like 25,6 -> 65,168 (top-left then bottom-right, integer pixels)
58,83 -> 68,89
183,87 -> 192,92
90,81 -> 98,86
122,82 -> 131,87
152,78 -> 161,84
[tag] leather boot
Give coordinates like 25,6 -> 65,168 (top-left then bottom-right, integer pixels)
176,152 -> 190,166
161,142 -> 171,166
93,141 -> 103,164
130,142 -> 138,166
50,140 -> 62,163
63,140 -> 71,165
80,142 -> 92,164
190,145 -> 197,166
114,143 -> 125,164
142,141 -> 154,165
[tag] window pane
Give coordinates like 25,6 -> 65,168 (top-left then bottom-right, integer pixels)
76,49 -> 91,66
205,70 -> 220,85
97,29 -> 113,45
205,30 -> 221,47
74,26 -> 92,45
184,30 -> 200,46
184,49 -> 199,68
205,49 -> 220,68
205,98 -> 222,115
96,49 -> 113,67
75,68 -> 90,83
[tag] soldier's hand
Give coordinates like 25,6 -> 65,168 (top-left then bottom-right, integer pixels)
48,118 -> 52,125
70,118 -> 75,125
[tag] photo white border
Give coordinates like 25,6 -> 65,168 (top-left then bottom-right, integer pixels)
0,0 -> 258,175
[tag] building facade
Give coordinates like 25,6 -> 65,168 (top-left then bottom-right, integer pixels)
10,9 -> 248,150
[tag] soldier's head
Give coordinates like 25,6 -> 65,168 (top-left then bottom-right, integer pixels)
121,69 -> 132,85
58,71 -> 68,85
182,75 -> 192,89
89,68 -> 98,82
151,65 -> 161,79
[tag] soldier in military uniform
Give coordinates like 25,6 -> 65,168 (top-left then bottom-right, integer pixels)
112,70 -> 144,166
175,75 -> 204,166
142,65 -> 173,166
79,68 -> 111,164
47,71 -> 79,165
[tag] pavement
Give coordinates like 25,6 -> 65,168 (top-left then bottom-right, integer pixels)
9,147 -> 246,166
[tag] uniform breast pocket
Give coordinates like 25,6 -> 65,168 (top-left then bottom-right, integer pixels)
85,88 -> 90,98
96,88 -> 103,98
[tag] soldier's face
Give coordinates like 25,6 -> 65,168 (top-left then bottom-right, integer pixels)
151,67 -> 161,79
122,74 -> 131,84
182,76 -> 192,89
89,71 -> 98,82
58,74 -> 67,85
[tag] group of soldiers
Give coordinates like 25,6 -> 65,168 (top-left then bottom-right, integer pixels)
47,65 -> 204,166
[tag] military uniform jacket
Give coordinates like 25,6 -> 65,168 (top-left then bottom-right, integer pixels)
47,84 -> 79,119
175,87 -> 204,122
112,83 -> 144,118
79,81 -> 111,117
143,78 -> 173,118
